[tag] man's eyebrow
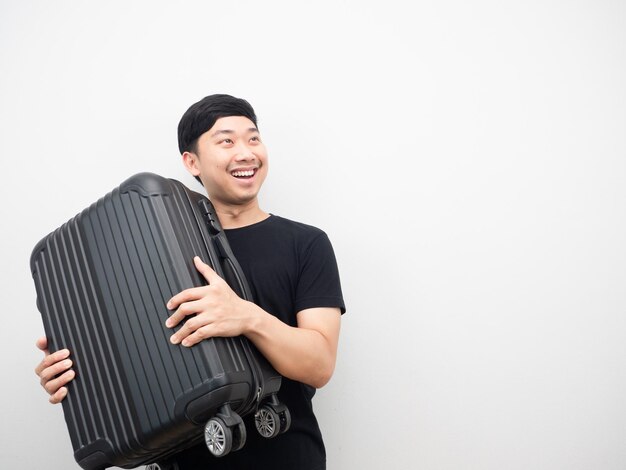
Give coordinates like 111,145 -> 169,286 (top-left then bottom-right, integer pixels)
211,127 -> 259,137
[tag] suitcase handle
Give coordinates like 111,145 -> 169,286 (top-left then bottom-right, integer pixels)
198,199 -> 221,235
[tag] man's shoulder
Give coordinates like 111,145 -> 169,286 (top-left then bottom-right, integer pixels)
269,214 -> 326,238
232,215 -> 331,253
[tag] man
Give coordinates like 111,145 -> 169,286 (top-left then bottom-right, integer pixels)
34,94 -> 345,470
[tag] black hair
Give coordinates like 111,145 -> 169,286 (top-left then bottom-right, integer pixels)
177,94 -> 258,185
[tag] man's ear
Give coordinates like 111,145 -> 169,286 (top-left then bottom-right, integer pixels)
182,151 -> 201,177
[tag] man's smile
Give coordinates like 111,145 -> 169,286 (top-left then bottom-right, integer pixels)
230,168 -> 258,179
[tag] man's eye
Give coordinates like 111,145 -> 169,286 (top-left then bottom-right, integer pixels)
250,136 -> 260,142
221,139 -> 233,144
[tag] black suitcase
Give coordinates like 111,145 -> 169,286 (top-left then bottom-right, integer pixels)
30,172 -> 290,469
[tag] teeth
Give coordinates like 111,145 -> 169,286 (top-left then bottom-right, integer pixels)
232,170 -> 255,177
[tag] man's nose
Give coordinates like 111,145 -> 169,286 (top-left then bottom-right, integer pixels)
234,143 -> 255,160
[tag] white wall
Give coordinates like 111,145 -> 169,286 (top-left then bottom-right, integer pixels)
1,1 -> 625,469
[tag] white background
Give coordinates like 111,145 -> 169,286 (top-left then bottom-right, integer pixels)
1,1 -> 625,469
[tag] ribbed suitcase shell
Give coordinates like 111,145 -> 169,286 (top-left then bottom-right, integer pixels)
30,173 -> 281,469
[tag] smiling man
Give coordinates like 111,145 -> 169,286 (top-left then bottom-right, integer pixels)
35,94 -> 345,470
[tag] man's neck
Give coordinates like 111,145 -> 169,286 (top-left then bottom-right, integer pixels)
213,200 -> 269,229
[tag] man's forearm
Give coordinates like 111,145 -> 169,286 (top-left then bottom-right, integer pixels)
243,303 -> 341,389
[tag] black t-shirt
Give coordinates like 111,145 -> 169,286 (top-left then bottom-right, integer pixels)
174,215 -> 345,470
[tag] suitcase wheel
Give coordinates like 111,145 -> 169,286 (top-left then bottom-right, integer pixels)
255,400 -> 291,438
232,419 -> 247,452
254,405 -> 282,439
278,406 -> 291,434
204,416 -> 233,458
145,462 -> 179,470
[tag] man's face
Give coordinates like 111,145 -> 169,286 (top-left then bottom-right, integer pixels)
185,115 -> 268,207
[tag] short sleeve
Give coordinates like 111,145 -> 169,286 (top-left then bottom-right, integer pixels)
294,232 -> 346,314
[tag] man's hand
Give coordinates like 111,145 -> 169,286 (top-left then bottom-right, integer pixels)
166,256 -> 341,389
166,256 -> 253,347
34,337 -> 75,404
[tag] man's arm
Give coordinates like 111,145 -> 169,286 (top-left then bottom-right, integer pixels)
244,305 -> 340,389
167,257 -> 341,389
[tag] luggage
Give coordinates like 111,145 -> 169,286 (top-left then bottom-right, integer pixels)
30,172 -> 290,469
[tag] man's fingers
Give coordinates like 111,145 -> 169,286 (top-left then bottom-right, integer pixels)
170,306 -> 211,344
166,286 -> 207,311
35,337 -> 49,353
35,348 -> 70,376
180,325 -> 216,348
35,338 -> 73,404
165,299 -> 204,329
44,369 -> 75,396
194,256 -> 222,285
49,386 -> 68,404
165,257 -> 222,310
39,358 -> 73,384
